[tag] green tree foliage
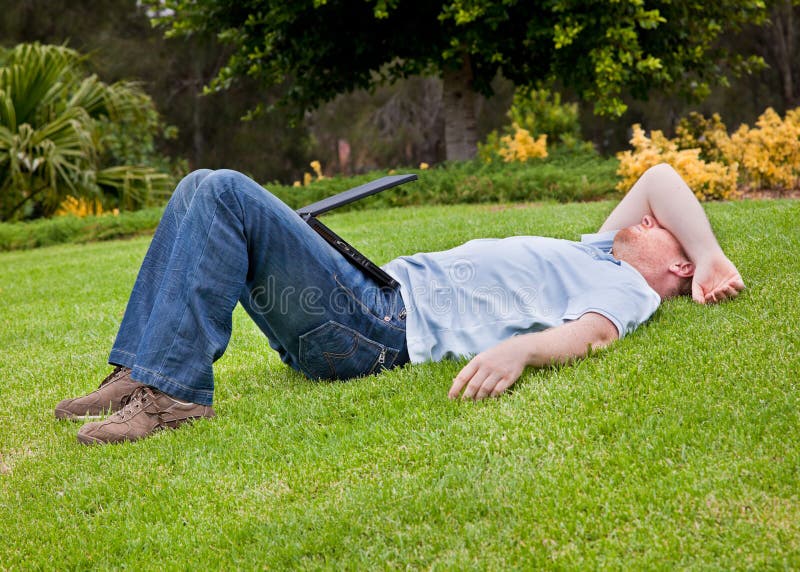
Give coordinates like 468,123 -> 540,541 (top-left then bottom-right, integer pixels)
508,88 -> 582,145
0,0 -> 314,184
151,0 -> 768,160
0,43 -> 172,221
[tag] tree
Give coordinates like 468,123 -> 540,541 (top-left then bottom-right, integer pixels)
0,0 -> 314,184
0,43 -> 172,220
758,0 -> 800,109
151,0 -> 768,160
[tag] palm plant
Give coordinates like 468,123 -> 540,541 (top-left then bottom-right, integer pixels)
0,43 -> 172,221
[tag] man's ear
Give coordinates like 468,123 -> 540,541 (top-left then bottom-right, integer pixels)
669,259 -> 695,278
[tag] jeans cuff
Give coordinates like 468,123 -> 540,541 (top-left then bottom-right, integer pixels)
130,365 -> 214,406
108,348 -> 136,370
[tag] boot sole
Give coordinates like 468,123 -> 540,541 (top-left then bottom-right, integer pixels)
76,414 -> 215,445
55,409 -> 113,421
76,432 -> 105,445
77,426 -> 166,445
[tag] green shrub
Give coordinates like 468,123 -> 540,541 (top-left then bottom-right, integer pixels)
0,208 -> 164,251
267,151 -> 618,211
507,87 -> 582,143
0,43 -> 175,221
478,87 -> 594,164
1,152 -> 619,251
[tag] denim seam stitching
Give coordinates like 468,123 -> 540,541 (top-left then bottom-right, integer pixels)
112,349 -> 136,358
156,191 -> 225,375
332,273 -> 405,333
301,321 -> 397,379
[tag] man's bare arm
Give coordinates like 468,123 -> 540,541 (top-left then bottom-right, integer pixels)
448,312 -> 619,400
599,163 -> 744,304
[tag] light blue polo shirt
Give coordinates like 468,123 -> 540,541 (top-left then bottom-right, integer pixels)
382,231 -> 660,363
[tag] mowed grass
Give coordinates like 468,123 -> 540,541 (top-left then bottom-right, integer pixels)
0,199 -> 798,569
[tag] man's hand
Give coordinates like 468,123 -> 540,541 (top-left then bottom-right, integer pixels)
448,313 -> 619,400
449,337 -> 527,400
691,254 -> 745,304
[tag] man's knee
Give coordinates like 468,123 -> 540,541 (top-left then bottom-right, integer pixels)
170,169 -> 215,210
195,169 -> 254,200
196,169 -> 286,211
183,168 -> 215,185
172,168 -> 285,217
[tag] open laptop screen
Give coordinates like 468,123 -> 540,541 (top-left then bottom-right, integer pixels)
295,174 -> 418,289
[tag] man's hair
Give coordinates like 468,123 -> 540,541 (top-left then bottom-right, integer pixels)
675,243 -> 693,297
678,276 -> 693,297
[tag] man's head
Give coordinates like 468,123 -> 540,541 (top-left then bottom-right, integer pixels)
612,215 -> 695,299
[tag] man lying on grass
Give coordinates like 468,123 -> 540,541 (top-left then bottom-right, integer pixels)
55,163 -> 744,444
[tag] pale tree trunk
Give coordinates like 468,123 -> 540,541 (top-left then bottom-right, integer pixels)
442,52 -> 478,161
766,0 -> 799,108
192,54 -> 206,165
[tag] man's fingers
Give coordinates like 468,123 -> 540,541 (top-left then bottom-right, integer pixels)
723,285 -> 740,298
704,282 -> 744,304
696,273 -> 746,305
449,360 -> 478,399
451,345 -> 525,400
692,282 -> 707,304
714,286 -> 740,302
716,275 -> 745,298
475,374 -> 501,400
490,377 -> 516,398
462,370 -> 492,400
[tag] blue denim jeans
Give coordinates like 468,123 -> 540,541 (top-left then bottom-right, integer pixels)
109,169 -> 409,405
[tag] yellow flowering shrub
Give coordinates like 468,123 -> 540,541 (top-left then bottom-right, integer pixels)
497,123 -> 548,163
618,107 -> 800,199
479,86 -> 583,164
56,196 -> 118,217
294,160 -> 325,187
617,125 -> 738,201
725,107 -> 800,190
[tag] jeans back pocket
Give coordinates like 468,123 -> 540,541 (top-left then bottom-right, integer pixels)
298,321 -> 399,380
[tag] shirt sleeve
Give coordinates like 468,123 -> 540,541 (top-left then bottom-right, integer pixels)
562,283 -> 661,338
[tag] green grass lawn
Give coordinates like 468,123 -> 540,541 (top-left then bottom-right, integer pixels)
1,199 -> 798,569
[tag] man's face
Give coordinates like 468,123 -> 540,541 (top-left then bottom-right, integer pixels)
613,215 -> 683,263
612,215 -> 693,299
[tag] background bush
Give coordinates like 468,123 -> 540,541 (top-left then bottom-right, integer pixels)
0,207 -> 164,251
726,108 -> 800,190
0,43 -> 175,222
0,152 -> 619,251
617,107 -> 800,200
616,125 -> 739,201
479,87 -> 593,164
270,150 -> 618,210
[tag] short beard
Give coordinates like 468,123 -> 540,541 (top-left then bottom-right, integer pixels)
611,227 -> 637,260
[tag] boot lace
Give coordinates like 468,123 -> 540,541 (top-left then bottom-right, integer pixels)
115,386 -> 155,421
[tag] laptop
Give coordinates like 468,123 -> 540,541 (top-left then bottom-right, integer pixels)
296,174 -> 418,289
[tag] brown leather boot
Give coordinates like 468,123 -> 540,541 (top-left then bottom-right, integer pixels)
55,366 -> 144,420
77,386 -> 215,444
